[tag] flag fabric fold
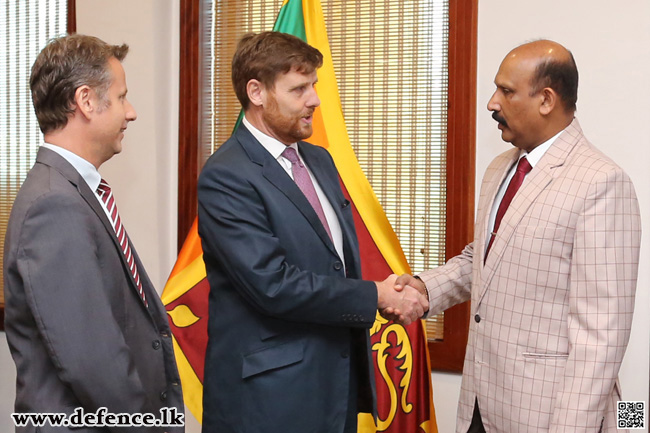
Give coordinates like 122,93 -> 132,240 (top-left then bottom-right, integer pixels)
163,1 -> 437,431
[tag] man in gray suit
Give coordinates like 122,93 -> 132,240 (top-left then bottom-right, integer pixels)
3,34 -> 184,432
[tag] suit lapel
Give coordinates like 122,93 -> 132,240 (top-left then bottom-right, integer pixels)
235,127 -> 339,256
36,148 -> 119,243
299,142 -> 358,265
480,119 -> 583,298
36,147 -> 152,313
475,149 -> 519,269
77,180 -> 152,311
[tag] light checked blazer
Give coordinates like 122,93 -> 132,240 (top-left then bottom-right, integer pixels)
420,118 -> 641,433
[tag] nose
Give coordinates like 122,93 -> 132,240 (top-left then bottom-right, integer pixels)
487,92 -> 500,112
307,87 -> 321,108
125,98 -> 137,121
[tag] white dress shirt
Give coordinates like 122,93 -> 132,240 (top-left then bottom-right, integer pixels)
485,130 -> 563,254
41,143 -> 114,222
242,117 -> 345,264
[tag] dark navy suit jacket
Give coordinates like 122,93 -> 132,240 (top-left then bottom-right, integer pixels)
198,125 -> 378,433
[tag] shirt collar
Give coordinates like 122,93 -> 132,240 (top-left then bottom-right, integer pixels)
41,143 -> 102,192
242,116 -> 298,158
520,129 -> 563,168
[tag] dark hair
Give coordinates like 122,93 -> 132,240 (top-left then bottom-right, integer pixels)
30,34 -> 129,134
530,51 -> 578,112
231,31 -> 323,109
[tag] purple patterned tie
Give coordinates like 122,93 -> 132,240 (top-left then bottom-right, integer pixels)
282,147 -> 332,240
97,179 -> 148,307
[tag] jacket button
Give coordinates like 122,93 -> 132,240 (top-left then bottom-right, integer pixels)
474,314 -> 481,323
333,262 -> 343,271
152,340 -> 161,350
160,391 -> 167,401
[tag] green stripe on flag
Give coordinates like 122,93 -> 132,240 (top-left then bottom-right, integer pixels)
274,0 -> 307,41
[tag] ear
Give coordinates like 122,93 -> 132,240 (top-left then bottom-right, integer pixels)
74,85 -> 95,120
246,79 -> 265,107
539,87 -> 557,116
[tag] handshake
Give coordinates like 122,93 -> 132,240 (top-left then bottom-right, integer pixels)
375,274 -> 429,325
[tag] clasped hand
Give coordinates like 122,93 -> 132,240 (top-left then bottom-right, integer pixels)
376,274 -> 429,325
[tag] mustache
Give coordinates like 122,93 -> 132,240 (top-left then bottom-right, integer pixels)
492,111 -> 507,127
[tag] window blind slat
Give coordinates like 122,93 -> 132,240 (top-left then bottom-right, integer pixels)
1,0 -> 67,304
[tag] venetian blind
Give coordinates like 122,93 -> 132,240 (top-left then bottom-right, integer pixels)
201,0 -> 448,341
0,0 -> 68,304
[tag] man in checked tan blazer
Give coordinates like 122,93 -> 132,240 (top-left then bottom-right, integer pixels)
397,40 -> 641,432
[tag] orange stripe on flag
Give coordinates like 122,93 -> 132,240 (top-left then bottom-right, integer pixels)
168,219 -> 202,280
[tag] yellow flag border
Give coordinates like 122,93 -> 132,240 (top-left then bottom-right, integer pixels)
302,0 -> 411,275
162,255 -> 207,422
172,336 -> 204,422
161,254 -> 206,305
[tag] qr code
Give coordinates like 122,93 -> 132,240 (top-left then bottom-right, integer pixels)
617,401 -> 645,429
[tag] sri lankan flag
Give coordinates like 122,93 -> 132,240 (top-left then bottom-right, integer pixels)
163,1 -> 437,431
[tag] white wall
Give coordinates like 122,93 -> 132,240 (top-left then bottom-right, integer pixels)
75,0 -> 180,291
1,2 -> 648,433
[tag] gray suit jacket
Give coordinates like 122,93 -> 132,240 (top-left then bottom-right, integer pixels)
3,147 -> 184,432
198,125 -> 378,433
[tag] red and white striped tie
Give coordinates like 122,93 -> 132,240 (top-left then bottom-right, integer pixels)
96,179 -> 147,307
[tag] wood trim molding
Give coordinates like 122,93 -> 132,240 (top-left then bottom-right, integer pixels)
427,0 -> 478,372
177,0 -> 202,249
67,0 -> 76,34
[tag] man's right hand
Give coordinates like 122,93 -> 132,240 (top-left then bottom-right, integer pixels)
376,274 -> 428,325
395,273 -> 426,296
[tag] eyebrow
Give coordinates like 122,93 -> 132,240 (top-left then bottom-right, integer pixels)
289,80 -> 317,91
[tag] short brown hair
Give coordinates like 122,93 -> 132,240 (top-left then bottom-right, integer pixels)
231,31 -> 323,110
30,34 -> 129,134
